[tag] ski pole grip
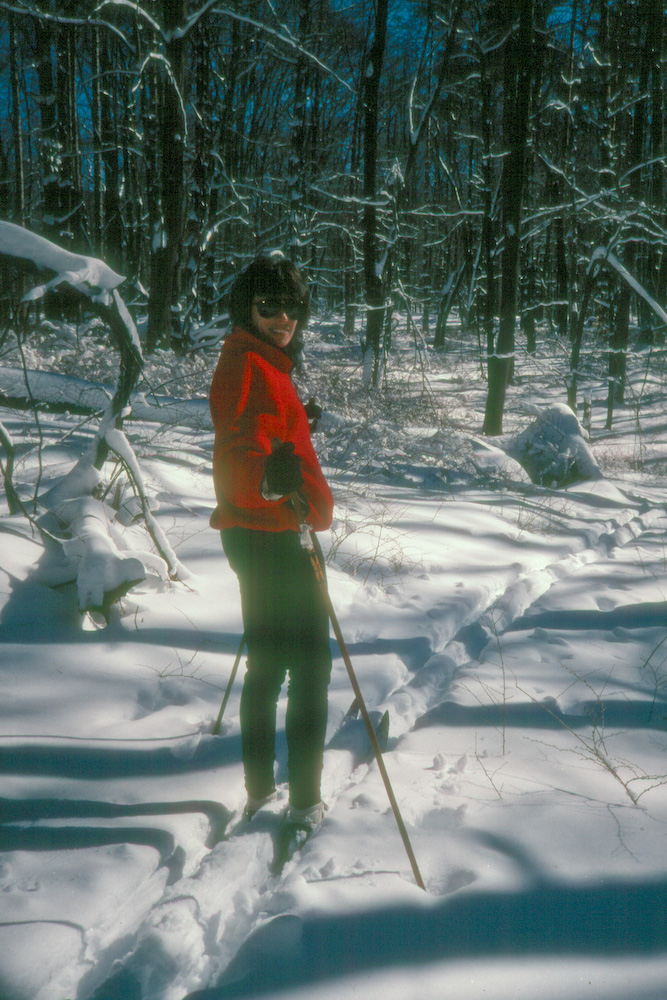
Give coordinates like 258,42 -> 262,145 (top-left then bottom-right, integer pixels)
290,492 -> 314,551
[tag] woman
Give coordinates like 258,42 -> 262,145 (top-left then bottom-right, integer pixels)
209,255 -> 334,833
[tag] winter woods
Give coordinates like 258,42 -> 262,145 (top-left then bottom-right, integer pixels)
0,0 -> 665,424
2,7 -> 667,995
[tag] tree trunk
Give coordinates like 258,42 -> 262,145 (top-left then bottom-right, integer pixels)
9,14 -> 25,226
554,213 -> 569,336
33,16 -> 59,243
344,235 -> 357,339
480,47 -> 496,363
124,68 -> 142,282
182,19 -> 215,336
92,27 -> 103,256
288,0 -> 312,261
648,0 -> 664,305
202,17 -> 242,323
483,0 -> 534,436
434,265 -> 465,349
606,0 -> 652,421
555,0 -> 577,338
56,19 -> 85,250
343,64 -> 364,340
146,0 -> 187,352
100,35 -> 123,273
362,0 -> 389,381
568,258 -> 600,410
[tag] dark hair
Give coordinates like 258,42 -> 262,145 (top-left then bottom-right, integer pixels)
228,255 -> 310,358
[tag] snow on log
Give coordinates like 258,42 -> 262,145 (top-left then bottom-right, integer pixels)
0,367 -> 210,428
0,367 -> 113,414
503,403 -> 601,488
54,496 -> 146,612
39,452 -> 103,509
36,435 -> 152,612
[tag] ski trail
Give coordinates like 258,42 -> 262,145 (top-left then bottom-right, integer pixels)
81,722 -> 385,1000
379,502 -> 664,738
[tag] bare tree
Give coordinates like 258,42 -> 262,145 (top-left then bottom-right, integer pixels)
483,0 -> 534,436
9,13 -> 26,226
146,0 -> 188,352
362,0 -> 390,381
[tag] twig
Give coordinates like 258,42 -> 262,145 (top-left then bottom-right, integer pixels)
0,418 -> 21,515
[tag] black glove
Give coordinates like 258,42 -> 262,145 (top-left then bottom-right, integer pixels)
304,396 -> 322,430
264,441 -> 304,496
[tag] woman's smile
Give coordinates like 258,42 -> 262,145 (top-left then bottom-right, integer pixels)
251,301 -> 297,348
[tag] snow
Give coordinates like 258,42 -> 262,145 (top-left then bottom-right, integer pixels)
54,495 -> 147,611
1,317 -> 667,1000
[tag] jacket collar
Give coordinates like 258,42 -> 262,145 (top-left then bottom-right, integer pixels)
228,326 -> 293,373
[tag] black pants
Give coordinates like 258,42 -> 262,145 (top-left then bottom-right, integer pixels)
221,527 -> 332,810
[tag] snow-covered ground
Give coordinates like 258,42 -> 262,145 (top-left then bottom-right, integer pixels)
1,317 -> 666,1000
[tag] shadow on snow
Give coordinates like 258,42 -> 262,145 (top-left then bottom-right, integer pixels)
509,601 -> 667,633
416,698 -> 667,732
0,731 -> 243,780
89,874 -> 667,999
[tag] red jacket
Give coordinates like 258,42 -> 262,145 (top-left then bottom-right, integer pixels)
209,328 -> 333,532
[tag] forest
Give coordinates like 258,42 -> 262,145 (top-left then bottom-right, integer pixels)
0,0 -> 665,432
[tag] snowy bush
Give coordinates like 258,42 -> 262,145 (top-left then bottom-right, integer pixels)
502,404 -> 601,488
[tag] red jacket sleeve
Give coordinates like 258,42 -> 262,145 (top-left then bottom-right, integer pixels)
210,351 -> 287,510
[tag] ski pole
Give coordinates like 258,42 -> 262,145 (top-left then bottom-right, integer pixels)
212,632 -> 246,736
290,494 -> 426,891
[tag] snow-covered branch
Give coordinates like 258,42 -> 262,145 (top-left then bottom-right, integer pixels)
94,0 -> 162,36
0,222 -> 143,426
0,221 -> 125,307
197,5 -> 356,94
0,0 -> 134,48
589,246 -> 667,326
104,425 -> 189,582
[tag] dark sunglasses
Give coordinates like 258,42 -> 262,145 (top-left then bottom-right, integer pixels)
252,298 -> 304,321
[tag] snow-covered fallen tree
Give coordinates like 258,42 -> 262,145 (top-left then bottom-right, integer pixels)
0,366 -> 211,429
0,221 -> 187,617
34,424 -> 187,614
